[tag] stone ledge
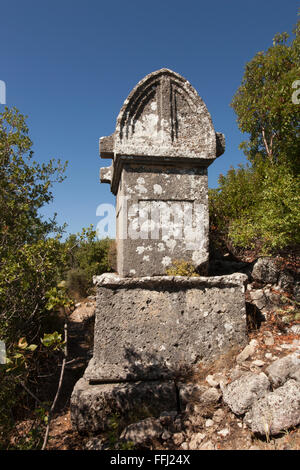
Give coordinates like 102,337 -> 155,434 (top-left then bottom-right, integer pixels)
93,272 -> 248,288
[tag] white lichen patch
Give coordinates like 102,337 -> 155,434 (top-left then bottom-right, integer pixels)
143,255 -> 150,262
224,323 -> 234,333
134,178 -> 147,194
157,243 -> 165,252
162,256 -> 171,267
153,184 -> 163,195
165,239 -> 177,252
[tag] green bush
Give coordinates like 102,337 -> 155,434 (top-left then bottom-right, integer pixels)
64,227 -> 115,297
65,268 -> 90,298
0,107 -> 69,448
210,18 -> 300,257
209,160 -> 300,255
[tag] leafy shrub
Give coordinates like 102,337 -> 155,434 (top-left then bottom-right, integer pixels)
64,227 -> 115,297
209,160 -> 300,255
65,268 -> 90,298
0,107 -> 69,448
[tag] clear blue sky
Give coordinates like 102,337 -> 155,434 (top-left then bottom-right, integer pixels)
0,0 -> 299,238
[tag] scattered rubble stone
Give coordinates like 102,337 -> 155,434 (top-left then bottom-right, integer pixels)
266,352 -> 300,387
278,271 -> 295,291
85,437 -> 109,450
199,440 -> 215,450
236,339 -> 258,363
244,380 -> 300,435
172,433 -> 184,446
249,289 -> 267,310
251,258 -> 279,284
161,431 -> 172,440
217,428 -> 230,437
252,360 -> 265,367
206,374 -> 219,387
264,331 -> 275,346
213,408 -> 225,423
221,372 -> 270,415
188,433 -> 205,450
289,325 -> 300,335
205,419 -> 214,428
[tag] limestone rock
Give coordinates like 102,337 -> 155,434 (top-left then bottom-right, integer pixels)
278,271 -> 294,290
236,339 -> 258,363
161,430 -> 172,440
217,428 -> 230,437
244,380 -> 300,435
251,258 -> 279,284
221,372 -> 270,415
120,418 -> 164,445
199,440 -> 215,450
178,382 -> 221,410
252,360 -> 265,367
291,369 -> 300,382
289,324 -> 300,335
206,374 -> 219,387
264,331 -> 275,346
205,419 -> 214,427
188,433 -> 206,450
249,289 -> 267,310
180,442 -> 189,450
85,437 -> 109,450
213,408 -> 225,423
200,387 -> 222,406
265,352 -> 300,387
172,432 -> 184,446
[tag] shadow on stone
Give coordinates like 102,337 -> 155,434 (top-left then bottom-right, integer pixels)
246,302 -> 265,332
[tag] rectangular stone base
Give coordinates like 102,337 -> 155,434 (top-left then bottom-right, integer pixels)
70,378 -> 177,434
85,273 -> 248,383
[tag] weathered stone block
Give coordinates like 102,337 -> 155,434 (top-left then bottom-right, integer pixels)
115,163 -> 210,277
84,273 -> 248,383
70,378 -> 177,434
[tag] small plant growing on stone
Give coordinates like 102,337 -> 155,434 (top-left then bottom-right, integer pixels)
166,259 -> 200,277
106,413 -> 135,450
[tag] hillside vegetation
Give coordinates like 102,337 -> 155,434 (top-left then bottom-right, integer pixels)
210,18 -> 300,258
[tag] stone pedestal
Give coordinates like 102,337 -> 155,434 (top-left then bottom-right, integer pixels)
70,273 -> 248,433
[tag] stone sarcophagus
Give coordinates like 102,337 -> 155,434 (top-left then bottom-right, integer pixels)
70,70 -> 247,434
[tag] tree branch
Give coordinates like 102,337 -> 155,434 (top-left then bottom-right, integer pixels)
41,321 -> 68,450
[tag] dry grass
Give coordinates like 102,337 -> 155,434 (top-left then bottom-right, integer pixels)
191,346 -> 241,384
